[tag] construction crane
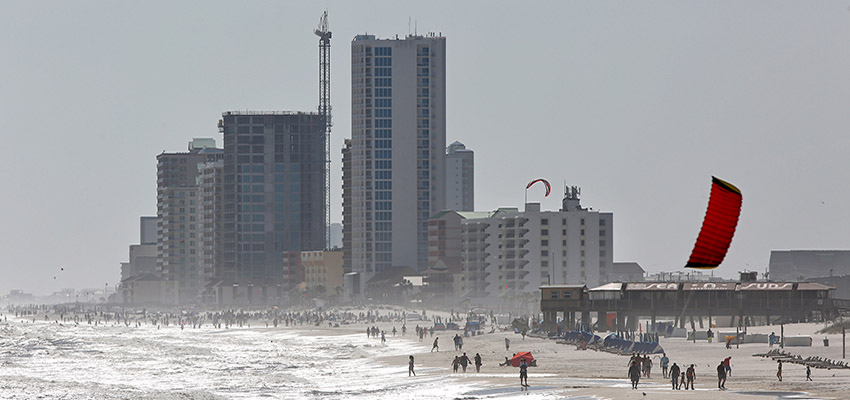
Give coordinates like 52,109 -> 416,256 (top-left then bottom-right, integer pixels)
314,11 -> 332,249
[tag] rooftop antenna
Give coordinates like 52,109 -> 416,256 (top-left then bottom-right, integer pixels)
314,11 -> 332,249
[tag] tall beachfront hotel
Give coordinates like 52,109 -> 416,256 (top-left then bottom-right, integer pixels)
345,34 -> 447,296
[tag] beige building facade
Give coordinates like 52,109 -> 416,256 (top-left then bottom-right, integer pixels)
303,250 -> 344,293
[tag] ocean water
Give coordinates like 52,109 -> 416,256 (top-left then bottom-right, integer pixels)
0,319 -> 556,399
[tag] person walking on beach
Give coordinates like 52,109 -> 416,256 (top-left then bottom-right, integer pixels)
716,361 -> 727,389
777,360 -> 782,381
686,364 -> 696,390
409,355 -> 416,377
724,356 -> 732,376
505,337 -> 510,351
769,332 -> 776,347
452,356 -> 460,373
431,337 -> 439,352
460,352 -> 470,373
628,361 -> 641,389
661,353 -> 669,378
806,365 -> 812,381
392,326 -> 397,337
679,371 -> 686,390
643,356 -> 652,378
670,362 -> 681,390
519,358 -> 529,387
474,353 -> 482,373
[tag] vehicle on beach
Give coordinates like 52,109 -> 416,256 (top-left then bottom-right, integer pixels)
405,312 -> 422,321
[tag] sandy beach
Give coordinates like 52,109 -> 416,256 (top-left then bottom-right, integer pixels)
343,317 -> 849,399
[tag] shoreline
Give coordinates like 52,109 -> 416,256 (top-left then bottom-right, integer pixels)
3,308 -> 847,399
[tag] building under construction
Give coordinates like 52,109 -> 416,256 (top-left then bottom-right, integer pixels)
203,13 -> 333,305
540,280 -> 844,335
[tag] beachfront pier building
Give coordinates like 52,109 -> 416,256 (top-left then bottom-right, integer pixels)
540,281 -> 838,335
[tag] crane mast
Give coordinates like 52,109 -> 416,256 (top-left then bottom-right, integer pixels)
314,11 -> 332,249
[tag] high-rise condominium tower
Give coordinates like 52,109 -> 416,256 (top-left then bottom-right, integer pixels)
156,139 -> 222,304
445,141 -> 474,211
347,33 -> 447,294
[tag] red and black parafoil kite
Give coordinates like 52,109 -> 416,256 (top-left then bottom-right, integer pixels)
685,176 -> 742,269
526,179 -> 551,197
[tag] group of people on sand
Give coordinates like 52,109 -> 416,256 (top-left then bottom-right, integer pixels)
628,352 -> 723,391
451,352 -> 483,373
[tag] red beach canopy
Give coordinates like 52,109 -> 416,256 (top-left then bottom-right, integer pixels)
510,351 -> 534,367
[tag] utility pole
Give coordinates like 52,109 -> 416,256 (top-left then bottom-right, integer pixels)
314,11 -> 332,249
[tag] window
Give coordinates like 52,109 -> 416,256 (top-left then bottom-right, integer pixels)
541,240 -> 548,246
600,220 -> 606,226
375,67 -> 391,77
550,291 -> 559,299
375,140 -> 392,149
375,47 -> 392,56
541,219 -> 548,226
581,219 -> 585,226
375,78 -> 392,87
541,229 -> 548,236
541,250 -> 548,257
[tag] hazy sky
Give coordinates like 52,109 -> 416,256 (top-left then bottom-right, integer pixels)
2,1 -> 850,295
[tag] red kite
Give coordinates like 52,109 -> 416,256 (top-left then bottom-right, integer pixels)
685,176 -> 742,269
526,179 -> 551,197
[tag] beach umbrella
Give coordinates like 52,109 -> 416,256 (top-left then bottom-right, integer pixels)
510,351 -> 534,367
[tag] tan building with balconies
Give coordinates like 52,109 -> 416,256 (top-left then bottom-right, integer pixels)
303,249 -> 344,293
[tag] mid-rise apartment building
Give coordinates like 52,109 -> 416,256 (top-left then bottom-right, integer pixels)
460,187 -> 613,306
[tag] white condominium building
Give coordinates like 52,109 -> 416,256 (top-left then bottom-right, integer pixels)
461,187 -> 613,305
347,33 -> 447,295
